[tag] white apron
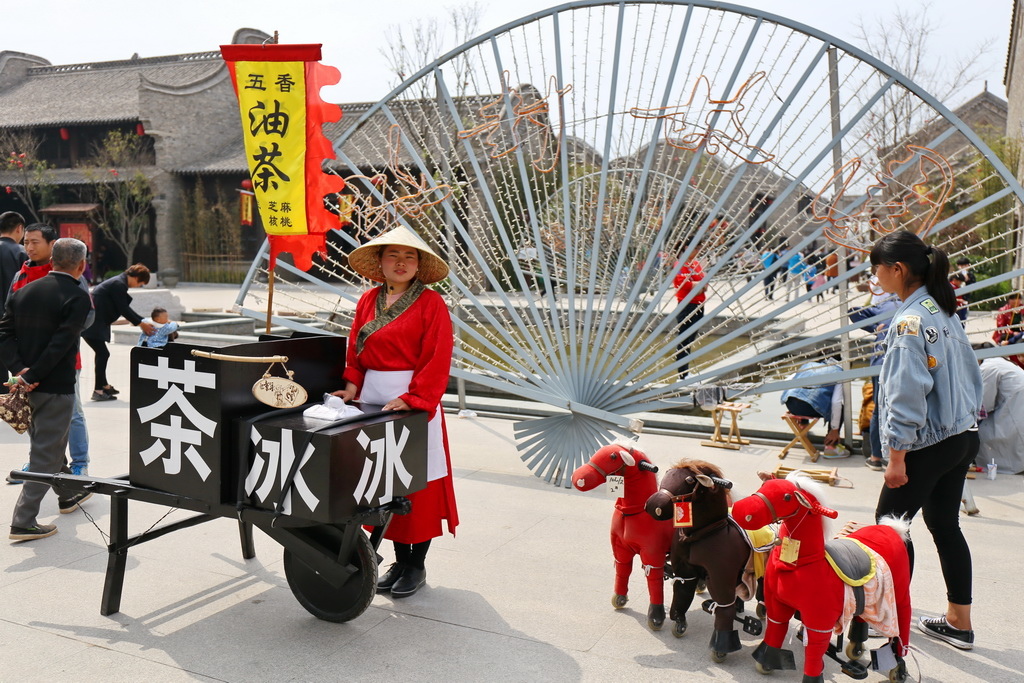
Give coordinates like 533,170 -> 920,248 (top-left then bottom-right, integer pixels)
361,369 -> 446,481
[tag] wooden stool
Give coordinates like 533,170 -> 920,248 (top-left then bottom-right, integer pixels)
701,402 -> 751,450
779,413 -> 820,462
773,463 -> 840,486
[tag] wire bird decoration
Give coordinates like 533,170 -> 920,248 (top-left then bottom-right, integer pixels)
235,1 -> 1024,487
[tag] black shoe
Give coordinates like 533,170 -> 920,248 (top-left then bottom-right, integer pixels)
376,562 -> 407,592
918,615 -> 974,650
58,491 -> 93,514
390,566 -> 426,598
102,385 -> 120,395
865,457 -> 888,471
10,523 -> 57,541
91,391 -> 116,402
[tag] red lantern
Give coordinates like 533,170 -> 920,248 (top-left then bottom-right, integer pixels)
240,178 -> 255,226
59,127 -> 70,141
136,122 -> 145,136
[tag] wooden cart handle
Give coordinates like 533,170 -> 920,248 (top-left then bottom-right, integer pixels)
190,350 -> 289,364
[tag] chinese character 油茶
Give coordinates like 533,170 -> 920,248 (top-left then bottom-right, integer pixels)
248,99 -> 290,137
251,142 -> 291,192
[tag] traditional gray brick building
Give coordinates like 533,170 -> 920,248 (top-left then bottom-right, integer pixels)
0,28 -> 271,280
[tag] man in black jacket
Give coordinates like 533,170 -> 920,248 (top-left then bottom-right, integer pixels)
0,211 -> 27,306
0,211 -> 28,387
0,238 -> 92,541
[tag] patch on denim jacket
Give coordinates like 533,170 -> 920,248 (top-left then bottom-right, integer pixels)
927,354 -> 939,369
895,315 -> 921,337
924,326 -> 938,344
921,298 -> 939,314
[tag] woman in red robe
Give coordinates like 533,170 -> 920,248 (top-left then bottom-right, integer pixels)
333,226 -> 458,598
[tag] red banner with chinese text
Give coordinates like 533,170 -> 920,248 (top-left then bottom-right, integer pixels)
221,43 -> 345,270
59,222 -> 93,250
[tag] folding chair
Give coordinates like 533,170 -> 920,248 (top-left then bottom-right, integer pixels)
779,413 -> 820,462
701,401 -> 751,450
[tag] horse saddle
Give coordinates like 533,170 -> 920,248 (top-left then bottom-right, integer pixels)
824,537 -> 876,616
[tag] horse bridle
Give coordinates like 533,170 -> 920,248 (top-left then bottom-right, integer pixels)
659,471 -> 729,504
658,487 -> 695,504
584,459 -> 625,478
752,491 -> 800,524
583,446 -> 648,479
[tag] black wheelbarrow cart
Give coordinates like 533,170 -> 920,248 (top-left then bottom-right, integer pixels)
13,334 -> 429,623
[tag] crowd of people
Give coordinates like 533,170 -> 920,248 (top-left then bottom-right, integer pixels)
2,203 -> 1021,644
0,211 -> 158,541
2,212 -> 459,601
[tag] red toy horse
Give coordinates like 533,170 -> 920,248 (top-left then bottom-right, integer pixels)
732,473 -> 911,683
644,459 -> 764,662
572,442 -> 672,630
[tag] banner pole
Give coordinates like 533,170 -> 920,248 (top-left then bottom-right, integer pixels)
266,266 -> 275,334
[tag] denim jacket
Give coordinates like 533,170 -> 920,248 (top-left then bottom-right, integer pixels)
780,361 -> 843,423
876,286 -> 982,453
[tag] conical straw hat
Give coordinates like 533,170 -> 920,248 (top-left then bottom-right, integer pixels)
347,225 -> 449,285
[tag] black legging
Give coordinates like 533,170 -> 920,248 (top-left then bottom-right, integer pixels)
675,302 -> 705,376
394,539 -> 432,569
875,430 -> 979,605
83,337 -> 110,392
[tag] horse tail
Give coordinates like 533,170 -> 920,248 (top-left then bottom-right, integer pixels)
877,515 -> 911,543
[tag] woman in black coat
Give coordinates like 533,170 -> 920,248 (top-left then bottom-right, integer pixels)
81,263 -> 154,401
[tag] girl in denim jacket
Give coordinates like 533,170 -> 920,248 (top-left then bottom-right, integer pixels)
870,230 -> 983,651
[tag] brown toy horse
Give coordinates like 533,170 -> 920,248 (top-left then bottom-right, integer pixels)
572,442 -> 672,630
645,459 -> 763,662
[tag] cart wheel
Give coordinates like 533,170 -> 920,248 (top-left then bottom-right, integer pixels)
283,531 -> 377,623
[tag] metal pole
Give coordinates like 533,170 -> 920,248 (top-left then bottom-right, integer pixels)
265,267 -> 275,335
436,69 -> 467,410
828,47 -> 855,449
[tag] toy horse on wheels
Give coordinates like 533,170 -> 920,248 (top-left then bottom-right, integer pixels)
572,442 -> 671,630
644,459 -> 764,662
732,472 -> 911,683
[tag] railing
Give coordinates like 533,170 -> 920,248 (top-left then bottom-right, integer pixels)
181,253 -> 250,284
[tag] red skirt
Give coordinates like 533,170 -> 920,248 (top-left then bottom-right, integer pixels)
384,473 -> 458,544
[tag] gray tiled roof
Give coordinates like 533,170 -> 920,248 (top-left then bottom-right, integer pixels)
175,96 -> 501,174
175,100 -> 381,173
0,166 -> 157,186
0,53 -> 224,129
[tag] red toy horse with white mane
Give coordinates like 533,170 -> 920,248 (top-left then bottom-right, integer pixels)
732,472 -> 911,683
572,442 -> 672,630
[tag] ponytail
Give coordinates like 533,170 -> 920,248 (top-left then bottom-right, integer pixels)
923,245 -> 957,316
869,230 -> 957,316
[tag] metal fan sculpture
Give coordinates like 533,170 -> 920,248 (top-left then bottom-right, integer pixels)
236,1 -> 1024,487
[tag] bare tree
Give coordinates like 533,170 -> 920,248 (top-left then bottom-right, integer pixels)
379,2 -> 483,100
854,1 -> 994,155
0,130 -> 55,223
83,130 -> 154,262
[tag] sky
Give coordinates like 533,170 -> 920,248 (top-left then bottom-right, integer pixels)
3,0 -> 1013,106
